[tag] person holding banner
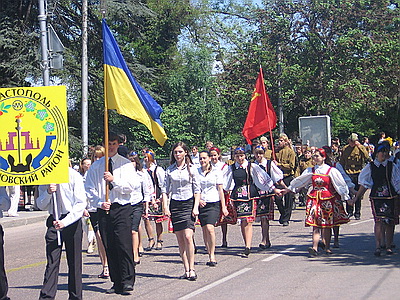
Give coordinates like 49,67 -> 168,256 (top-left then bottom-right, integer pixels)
224,147 -> 281,257
85,133 -> 137,295
161,142 -> 201,281
36,168 -> 86,300
0,187 -> 11,300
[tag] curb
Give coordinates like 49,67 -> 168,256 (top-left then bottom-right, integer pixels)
1,213 -> 48,229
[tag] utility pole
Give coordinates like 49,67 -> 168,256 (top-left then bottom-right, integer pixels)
82,0 -> 89,156
38,0 -> 50,86
277,45 -> 284,134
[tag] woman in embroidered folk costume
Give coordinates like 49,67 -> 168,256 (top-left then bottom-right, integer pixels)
224,147 -> 281,257
350,139 -> 400,256
284,148 -> 350,256
253,145 -> 285,249
162,142 -> 201,280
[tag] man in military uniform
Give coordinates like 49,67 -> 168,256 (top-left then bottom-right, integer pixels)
339,133 -> 369,219
274,134 -> 296,226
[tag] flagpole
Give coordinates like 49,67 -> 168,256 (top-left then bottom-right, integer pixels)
102,8 -> 110,210
259,66 -> 276,160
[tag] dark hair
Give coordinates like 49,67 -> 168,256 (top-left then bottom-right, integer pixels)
170,142 -> 192,165
321,146 -> 332,166
199,151 -> 212,175
117,133 -> 127,144
129,155 -> 143,171
170,142 -> 193,179
104,132 -> 119,143
79,157 -> 91,175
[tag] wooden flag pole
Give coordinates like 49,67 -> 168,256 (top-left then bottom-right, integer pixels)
104,61 -> 110,211
259,66 -> 276,161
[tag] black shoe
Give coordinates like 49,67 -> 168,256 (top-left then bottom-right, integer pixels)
355,215 -> 361,220
206,261 -> 217,267
282,221 -> 289,226
308,247 -> 318,257
106,285 -> 122,294
187,270 -> 197,281
221,242 -> 228,248
121,284 -> 133,295
259,242 -> 271,250
318,241 -> 326,250
374,248 -> 381,257
241,247 -> 251,257
347,213 -> 353,218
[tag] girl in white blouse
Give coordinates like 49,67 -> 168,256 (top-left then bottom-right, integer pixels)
198,151 -> 228,266
162,142 -> 200,281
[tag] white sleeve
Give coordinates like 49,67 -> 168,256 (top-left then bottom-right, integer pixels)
335,163 -> 355,189
329,167 -> 350,200
62,169 -> 86,227
251,163 -> 274,192
224,165 -> 234,191
391,163 -> 400,194
143,171 -> 153,202
270,161 -> 284,183
288,168 -> 313,192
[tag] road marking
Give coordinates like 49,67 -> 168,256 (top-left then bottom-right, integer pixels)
6,260 -> 46,273
262,247 -> 296,262
349,219 -> 373,226
177,268 -> 252,300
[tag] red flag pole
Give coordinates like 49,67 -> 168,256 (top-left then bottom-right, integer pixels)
259,66 -> 276,160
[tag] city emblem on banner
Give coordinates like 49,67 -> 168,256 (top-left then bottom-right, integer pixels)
0,86 -> 69,186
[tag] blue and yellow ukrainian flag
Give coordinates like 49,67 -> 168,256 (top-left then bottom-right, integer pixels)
102,19 -> 167,146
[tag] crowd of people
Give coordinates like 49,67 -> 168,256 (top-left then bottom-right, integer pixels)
1,131 -> 400,299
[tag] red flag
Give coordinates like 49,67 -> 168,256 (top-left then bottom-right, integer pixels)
242,67 -> 277,144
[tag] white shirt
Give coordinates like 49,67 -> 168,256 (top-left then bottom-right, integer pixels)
84,154 -> 139,208
334,162 -> 355,190
162,163 -> 201,201
134,170 -> 152,204
212,161 -> 229,178
36,168 -> 86,227
0,187 -> 11,218
288,163 -> 350,200
147,164 -> 166,200
358,159 -> 400,193
255,159 -> 284,184
224,160 -> 275,193
191,153 -> 200,168
197,167 -> 223,203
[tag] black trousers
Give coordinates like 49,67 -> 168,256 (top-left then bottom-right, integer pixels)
275,175 -> 294,223
98,203 -> 135,289
0,225 -> 9,300
346,173 -> 361,217
39,216 -> 82,300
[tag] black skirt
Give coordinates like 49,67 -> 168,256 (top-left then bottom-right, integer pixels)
170,198 -> 195,232
131,202 -> 143,232
199,202 -> 220,226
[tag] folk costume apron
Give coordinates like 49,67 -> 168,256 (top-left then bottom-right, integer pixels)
370,161 -> 399,225
216,163 -> 237,226
305,166 -> 349,228
230,163 -> 258,221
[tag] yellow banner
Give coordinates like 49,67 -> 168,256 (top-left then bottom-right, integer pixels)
0,86 -> 69,186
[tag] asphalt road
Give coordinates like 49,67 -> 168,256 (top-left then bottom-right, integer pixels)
4,198 -> 400,300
